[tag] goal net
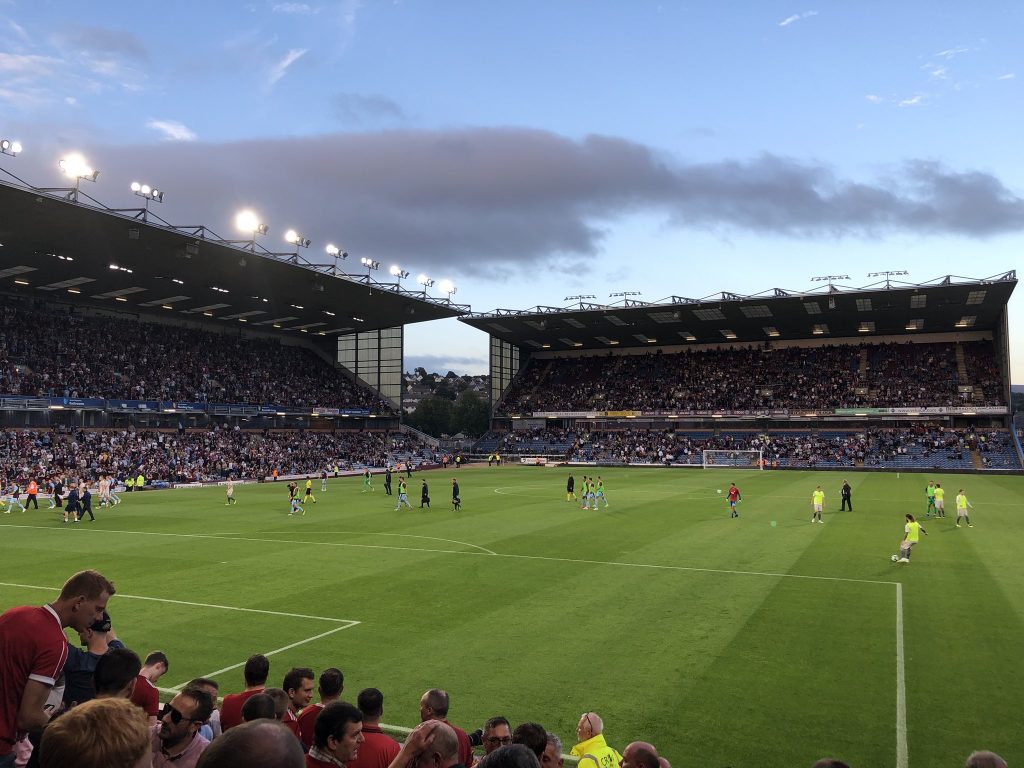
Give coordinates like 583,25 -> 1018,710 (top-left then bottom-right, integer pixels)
702,449 -> 764,469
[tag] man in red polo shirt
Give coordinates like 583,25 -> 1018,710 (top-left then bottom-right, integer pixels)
130,651 -> 168,725
220,655 -> 270,731
281,667 -> 315,740
0,569 -> 115,768
297,668 -> 344,751
305,702 -> 363,768
419,688 -> 474,768
348,688 -> 400,768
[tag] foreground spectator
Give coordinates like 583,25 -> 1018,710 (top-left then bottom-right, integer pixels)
196,720 -> 304,768
61,610 -> 125,707
481,716 -> 513,756
241,693 -> 279,723
965,752 -> 1008,768
306,701 -> 364,767
297,667 -> 344,751
620,743 -> 659,768
40,697 -> 150,768
348,688 -> 400,768
131,650 -> 169,725
0,569 -> 115,767
570,713 -> 621,768
419,689 -> 474,768
478,744 -> 541,768
221,654 -> 270,731
281,667 -> 315,739
512,723 -> 547,758
94,647 -> 143,699
152,687 -> 214,768
541,734 -> 564,768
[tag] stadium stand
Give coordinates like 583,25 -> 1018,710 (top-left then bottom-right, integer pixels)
0,305 -> 390,412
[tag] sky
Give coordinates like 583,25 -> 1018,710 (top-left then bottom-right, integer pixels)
1,1 -> 1022,380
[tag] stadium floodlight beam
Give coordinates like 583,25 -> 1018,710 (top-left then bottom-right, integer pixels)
284,229 -> 311,248
0,139 -> 22,156
360,257 -> 380,270
439,279 -> 457,301
389,265 -> 410,284
234,209 -> 268,251
58,153 -> 99,201
417,274 -> 434,288
326,244 -> 348,258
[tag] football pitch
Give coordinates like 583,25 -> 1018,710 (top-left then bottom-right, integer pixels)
2,466 -> 1022,767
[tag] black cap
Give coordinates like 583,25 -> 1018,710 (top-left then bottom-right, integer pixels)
90,611 -> 112,633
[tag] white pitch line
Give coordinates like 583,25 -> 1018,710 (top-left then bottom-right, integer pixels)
895,582 -> 908,768
236,530 -> 497,556
168,622 -> 360,691
0,581 -> 358,624
0,525 -> 896,586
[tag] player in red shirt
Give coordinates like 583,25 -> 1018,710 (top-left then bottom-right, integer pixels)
282,667 -> 315,740
727,482 -> 742,518
0,570 -> 114,762
220,654 -> 270,732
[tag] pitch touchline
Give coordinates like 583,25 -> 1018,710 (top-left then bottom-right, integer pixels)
0,581 -> 360,624
0,525 -> 895,586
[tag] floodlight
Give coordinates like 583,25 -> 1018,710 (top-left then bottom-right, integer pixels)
417,274 -> 434,288
439,279 -> 456,296
0,139 -> 22,156
235,209 -> 265,234
326,244 -> 348,258
284,229 -> 311,248
58,153 -> 99,181
360,257 -> 380,270
389,265 -> 409,279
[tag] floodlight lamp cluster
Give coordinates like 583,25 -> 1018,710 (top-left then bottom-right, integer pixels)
326,244 -> 348,259
417,274 -> 434,288
235,210 -> 268,236
439,279 -> 457,296
285,229 -> 311,248
130,181 -> 163,202
360,257 -> 380,270
389,265 -> 409,279
0,138 -> 22,156
59,154 -> 99,182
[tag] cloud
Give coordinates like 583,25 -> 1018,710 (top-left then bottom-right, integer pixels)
332,92 -> 405,123
51,25 -> 150,62
145,119 -> 197,142
997,72 -> 1016,80
864,94 -> 883,103
898,94 -> 923,107
934,46 -> 970,59
30,128 -> 1023,279
778,10 -> 818,27
267,47 -> 307,85
272,2 -> 319,13
404,354 -> 488,376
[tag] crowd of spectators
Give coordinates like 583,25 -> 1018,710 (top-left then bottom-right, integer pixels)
0,570 -> 1009,768
498,341 -> 1005,415
0,305 -> 390,411
0,427 -> 439,486
565,426 -> 1020,469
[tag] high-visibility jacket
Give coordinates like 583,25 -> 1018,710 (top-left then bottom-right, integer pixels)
571,734 -> 622,768
27,481 -> 37,494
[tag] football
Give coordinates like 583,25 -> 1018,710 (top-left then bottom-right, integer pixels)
890,554 -> 899,562
716,489 -> 722,494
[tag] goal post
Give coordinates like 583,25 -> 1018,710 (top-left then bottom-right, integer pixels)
702,449 -> 764,470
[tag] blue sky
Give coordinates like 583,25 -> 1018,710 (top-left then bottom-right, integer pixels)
1,1 -> 1021,379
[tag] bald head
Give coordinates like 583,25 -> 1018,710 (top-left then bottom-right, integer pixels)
622,742 -> 660,768
810,761 -> 850,768
965,752 -> 1008,768
657,759 -> 672,768
196,720 -> 303,768
576,712 -> 604,741
432,721 -> 460,761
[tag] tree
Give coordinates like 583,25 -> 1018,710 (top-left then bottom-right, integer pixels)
451,388 -> 490,438
433,380 -> 457,401
406,396 -> 455,437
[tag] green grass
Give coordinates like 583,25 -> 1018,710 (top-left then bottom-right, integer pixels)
2,466 -> 1023,767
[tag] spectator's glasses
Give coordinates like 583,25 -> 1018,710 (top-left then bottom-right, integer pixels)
486,736 -> 513,746
160,703 -> 200,725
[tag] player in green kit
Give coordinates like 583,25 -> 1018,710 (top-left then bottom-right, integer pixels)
362,468 -> 374,492
955,488 -> 974,528
925,481 -> 936,517
595,476 -> 609,508
811,485 -> 825,523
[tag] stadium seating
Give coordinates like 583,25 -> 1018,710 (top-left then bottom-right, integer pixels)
0,305 -> 390,412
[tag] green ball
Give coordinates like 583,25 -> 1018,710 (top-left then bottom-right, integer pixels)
770,520 -> 777,527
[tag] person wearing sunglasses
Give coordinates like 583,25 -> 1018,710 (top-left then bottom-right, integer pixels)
570,713 -> 622,768
152,687 -> 214,768
481,716 -> 512,756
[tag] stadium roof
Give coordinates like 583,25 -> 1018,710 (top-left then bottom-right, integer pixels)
0,177 -> 467,345
461,272 -> 1017,351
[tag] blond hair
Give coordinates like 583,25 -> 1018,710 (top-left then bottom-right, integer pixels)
41,698 -> 148,768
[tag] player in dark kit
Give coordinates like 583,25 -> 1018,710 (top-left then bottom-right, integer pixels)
566,475 -> 577,502
452,478 -> 461,511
